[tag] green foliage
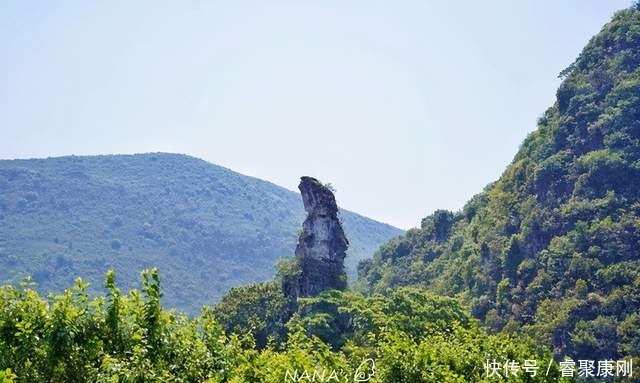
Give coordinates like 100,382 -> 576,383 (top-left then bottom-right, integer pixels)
293,288 -> 567,382
357,5 -> 640,359
275,256 -> 302,281
1,4 -> 638,380
0,153 -> 402,313
0,369 -> 17,383
0,270 -> 231,382
374,326 -> 569,383
298,288 -> 469,349
0,272 -> 559,382
213,282 -> 290,349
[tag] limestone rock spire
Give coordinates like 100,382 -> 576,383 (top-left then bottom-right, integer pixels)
283,176 -> 348,300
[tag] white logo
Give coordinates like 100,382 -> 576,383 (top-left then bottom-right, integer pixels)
353,358 -> 376,382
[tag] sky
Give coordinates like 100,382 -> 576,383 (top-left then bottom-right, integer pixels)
0,1 -> 633,229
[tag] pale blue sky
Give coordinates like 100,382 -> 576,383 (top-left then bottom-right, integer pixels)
1,1 -> 632,229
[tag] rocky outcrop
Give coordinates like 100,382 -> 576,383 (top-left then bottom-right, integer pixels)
283,176 -> 348,300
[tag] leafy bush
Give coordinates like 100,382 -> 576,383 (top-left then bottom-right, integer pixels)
0,270 -> 560,382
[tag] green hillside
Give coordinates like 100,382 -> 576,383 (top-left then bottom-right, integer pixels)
357,5 -> 640,359
0,153 -> 402,314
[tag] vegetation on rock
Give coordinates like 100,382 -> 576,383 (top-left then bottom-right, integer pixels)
2,4 -> 640,382
357,4 -> 640,360
0,153 -> 402,314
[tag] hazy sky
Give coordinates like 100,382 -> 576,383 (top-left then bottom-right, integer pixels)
1,1 -> 632,229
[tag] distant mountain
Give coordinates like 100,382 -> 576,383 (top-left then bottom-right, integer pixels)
357,6 -> 640,358
0,153 -> 402,313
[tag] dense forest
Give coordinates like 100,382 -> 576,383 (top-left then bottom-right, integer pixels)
1,4 -> 640,383
0,153 -> 402,313
357,4 -> 640,361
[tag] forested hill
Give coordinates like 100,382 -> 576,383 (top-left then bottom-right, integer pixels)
0,153 -> 402,314
357,5 -> 640,358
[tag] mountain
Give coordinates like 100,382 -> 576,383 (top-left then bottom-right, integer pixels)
357,5 -> 640,358
0,153 -> 402,314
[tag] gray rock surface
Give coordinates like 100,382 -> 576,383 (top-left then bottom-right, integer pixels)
284,176 -> 348,299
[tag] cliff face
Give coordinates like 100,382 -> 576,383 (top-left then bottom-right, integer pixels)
284,176 -> 348,299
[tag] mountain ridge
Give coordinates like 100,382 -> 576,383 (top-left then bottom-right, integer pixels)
357,5 -> 640,358
0,152 -> 403,314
